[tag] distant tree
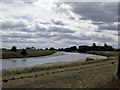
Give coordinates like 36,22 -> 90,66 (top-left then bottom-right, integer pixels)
104,43 -> 108,47
45,48 -> 48,50
70,46 -> 77,51
118,54 -> 120,79
58,48 -> 64,51
92,43 -> 97,51
49,47 -> 56,51
32,47 -> 36,50
11,46 -> 17,52
117,48 -> 120,51
26,47 -> 36,50
2,48 -> 6,50
26,47 -> 30,49
21,49 -> 27,55
93,43 -> 96,47
78,45 -> 89,52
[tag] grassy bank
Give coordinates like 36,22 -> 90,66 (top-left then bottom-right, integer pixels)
2,55 -> 118,88
2,51 -> 119,88
2,49 -> 55,59
2,58 -> 118,88
2,56 -> 117,78
104,77 -> 119,88
87,51 -> 118,57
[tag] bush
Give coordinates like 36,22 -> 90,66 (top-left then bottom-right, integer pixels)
21,49 -> 27,55
11,46 -> 17,52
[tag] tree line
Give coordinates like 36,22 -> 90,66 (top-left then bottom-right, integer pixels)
4,43 -> 119,56
53,43 -> 116,52
11,46 -> 27,55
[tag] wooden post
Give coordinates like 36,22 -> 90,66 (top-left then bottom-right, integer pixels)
118,2 -> 120,89
118,54 -> 120,89
118,54 -> 120,79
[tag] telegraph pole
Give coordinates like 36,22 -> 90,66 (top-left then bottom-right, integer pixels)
118,2 -> 120,89
118,2 -> 120,79
118,54 -> 120,79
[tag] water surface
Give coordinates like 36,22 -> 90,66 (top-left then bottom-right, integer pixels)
1,52 -> 106,70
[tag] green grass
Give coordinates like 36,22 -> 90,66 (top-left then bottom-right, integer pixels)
103,76 -> 118,88
87,51 -> 118,57
2,51 -> 119,88
2,60 -> 118,88
2,49 -> 55,59
2,56 -> 117,78
2,55 -> 118,88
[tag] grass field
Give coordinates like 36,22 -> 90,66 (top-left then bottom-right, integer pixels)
2,51 -> 119,88
2,49 -> 55,59
87,51 -> 118,57
104,77 -> 119,88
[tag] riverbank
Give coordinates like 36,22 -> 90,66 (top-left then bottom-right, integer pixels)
2,52 -> 107,69
2,51 -> 119,88
2,49 -> 55,59
2,56 -> 118,88
2,56 -> 116,77
86,51 -> 118,57
104,76 -> 118,88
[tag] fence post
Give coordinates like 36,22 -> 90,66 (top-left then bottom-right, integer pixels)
118,54 -> 120,79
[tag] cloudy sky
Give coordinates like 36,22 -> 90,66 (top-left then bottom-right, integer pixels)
0,0 -> 118,49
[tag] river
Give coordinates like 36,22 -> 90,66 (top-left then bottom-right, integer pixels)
1,52 -> 107,70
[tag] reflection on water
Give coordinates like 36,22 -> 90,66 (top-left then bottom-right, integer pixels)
22,59 -> 26,61
2,52 -> 107,70
11,60 -> 17,63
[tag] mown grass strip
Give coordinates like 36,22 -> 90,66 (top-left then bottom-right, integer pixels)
2,60 -> 117,82
2,49 -> 55,59
3,56 -> 117,77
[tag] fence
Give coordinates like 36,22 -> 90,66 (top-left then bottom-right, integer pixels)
2,60 -> 117,83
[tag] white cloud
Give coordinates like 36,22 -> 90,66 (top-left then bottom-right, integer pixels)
1,1 -> 118,48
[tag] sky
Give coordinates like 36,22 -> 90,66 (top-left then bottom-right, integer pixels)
0,0 -> 118,49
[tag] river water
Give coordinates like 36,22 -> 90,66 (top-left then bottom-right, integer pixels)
1,52 -> 107,70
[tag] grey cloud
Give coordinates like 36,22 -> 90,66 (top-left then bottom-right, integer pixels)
2,32 -> 37,39
55,33 -> 114,43
92,22 -> 104,25
54,2 -> 70,15
34,24 -> 47,32
49,26 -> 75,33
2,31 -> 56,39
92,22 -> 118,31
2,2 -> 118,48
66,2 -> 118,23
21,23 -> 47,32
1,0 -> 38,4
57,34 -> 86,40
1,20 -> 27,30
51,19 -> 65,26
54,2 -> 76,21
99,24 -> 118,31
2,18 -> 76,43
2,36 -> 46,43
2,40 -> 46,43
57,2 -> 118,31
68,16 -> 76,20
36,33 -> 57,38
114,31 -> 120,36
115,33 -> 120,36
1,19 -> 48,33
20,27 -> 36,32
64,40 -> 81,46
95,37 -> 114,43
95,23 -> 118,32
